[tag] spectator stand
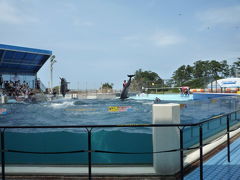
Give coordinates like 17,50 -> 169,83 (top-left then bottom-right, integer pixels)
0,44 -> 52,101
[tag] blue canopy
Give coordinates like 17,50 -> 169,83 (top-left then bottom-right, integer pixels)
0,44 -> 52,74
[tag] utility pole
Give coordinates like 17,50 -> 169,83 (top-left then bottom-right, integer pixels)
50,55 -> 56,93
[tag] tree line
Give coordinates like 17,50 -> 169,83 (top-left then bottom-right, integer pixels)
100,58 -> 240,91
131,58 -> 240,90
172,59 -> 240,88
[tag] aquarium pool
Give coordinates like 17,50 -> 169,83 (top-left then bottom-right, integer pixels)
131,93 -> 193,101
1,94 -> 240,164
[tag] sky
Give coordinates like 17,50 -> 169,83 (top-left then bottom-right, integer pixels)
0,0 -> 240,90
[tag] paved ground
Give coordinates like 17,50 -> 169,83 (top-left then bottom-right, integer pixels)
2,175 -> 178,180
185,137 -> 240,180
0,165 -> 178,180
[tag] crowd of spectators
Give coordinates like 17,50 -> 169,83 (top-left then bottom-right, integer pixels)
1,80 -> 31,97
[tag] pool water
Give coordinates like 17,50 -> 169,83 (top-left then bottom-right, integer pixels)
1,98 -> 152,133
1,94 -> 240,164
1,94 -> 240,132
131,93 -> 193,101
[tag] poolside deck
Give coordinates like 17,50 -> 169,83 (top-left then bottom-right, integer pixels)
0,165 -> 176,180
2,136 -> 240,180
185,137 -> 240,180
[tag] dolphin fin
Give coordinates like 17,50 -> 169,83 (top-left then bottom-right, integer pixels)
127,75 -> 135,78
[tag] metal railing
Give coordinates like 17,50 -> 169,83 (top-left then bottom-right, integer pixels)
0,110 -> 240,180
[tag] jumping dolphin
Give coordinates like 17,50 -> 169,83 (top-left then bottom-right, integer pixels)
60,77 -> 69,97
120,75 -> 135,100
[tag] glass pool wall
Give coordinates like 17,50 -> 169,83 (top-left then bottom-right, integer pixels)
181,95 -> 240,148
1,95 -> 240,165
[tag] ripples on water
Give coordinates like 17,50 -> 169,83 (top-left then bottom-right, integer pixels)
0,98 -> 152,133
1,95 -> 240,133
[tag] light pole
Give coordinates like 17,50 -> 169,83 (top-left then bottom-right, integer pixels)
50,55 -> 56,93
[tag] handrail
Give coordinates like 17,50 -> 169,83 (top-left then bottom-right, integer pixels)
0,109 -> 239,130
0,109 -> 240,180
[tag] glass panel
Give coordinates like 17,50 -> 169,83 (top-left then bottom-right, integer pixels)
4,51 -> 15,59
13,52 -> 25,59
24,53 -> 37,61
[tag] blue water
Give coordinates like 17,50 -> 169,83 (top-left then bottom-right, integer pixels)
1,94 -> 239,132
1,98 -> 152,133
131,93 -> 193,101
1,94 -> 240,164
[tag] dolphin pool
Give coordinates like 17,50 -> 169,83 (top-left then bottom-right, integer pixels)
131,93 -> 193,101
0,94 -> 240,164
1,93 -> 234,129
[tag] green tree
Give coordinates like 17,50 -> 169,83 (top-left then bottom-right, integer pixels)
131,69 -> 163,91
101,83 -> 113,89
172,65 -> 193,86
193,60 -> 210,78
208,60 -> 222,80
231,58 -> 240,77
171,59 -> 233,89
220,60 -> 231,78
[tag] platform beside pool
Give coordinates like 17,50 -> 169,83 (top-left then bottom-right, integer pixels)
185,135 -> 240,180
193,92 -> 239,100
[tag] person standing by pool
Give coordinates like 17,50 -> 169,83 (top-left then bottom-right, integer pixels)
180,86 -> 190,96
123,80 -> 127,88
179,87 -> 183,95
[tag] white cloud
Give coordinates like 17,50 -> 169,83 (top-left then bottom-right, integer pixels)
0,0 -> 37,24
198,6 -> 240,27
73,18 -> 94,27
150,32 -> 185,47
122,31 -> 185,47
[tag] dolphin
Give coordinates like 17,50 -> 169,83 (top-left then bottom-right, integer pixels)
120,75 -> 135,100
60,77 -> 69,97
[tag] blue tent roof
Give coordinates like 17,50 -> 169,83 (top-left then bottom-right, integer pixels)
0,44 -> 52,74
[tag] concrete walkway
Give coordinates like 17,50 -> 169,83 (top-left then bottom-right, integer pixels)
2,165 -> 155,175
1,165 -> 172,180
185,137 -> 240,180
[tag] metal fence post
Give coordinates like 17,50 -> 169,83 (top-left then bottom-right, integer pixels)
87,128 -> 92,180
179,127 -> 184,180
1,129 -> 5,180
227,115 -> 230,162
199,125 -> 203,180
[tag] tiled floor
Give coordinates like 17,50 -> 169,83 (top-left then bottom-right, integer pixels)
185,138 -> 240,180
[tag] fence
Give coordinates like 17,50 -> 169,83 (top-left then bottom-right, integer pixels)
0,109 -> 240,180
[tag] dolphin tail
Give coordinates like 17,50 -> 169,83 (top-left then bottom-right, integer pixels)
127,75 -> 135,78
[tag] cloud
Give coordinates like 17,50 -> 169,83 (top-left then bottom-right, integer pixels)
0,0 -> 38,24
122,31 -> 185,47
197,6 -> 240,27
150,31 -> 185,47
73,18 -> 95,27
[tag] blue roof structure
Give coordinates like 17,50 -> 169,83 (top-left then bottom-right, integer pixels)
0,44 -> 52,74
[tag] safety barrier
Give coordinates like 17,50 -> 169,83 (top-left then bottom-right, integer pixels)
190,89 -> 205,93
0,110 -> 240,180
191,88 -> 240,93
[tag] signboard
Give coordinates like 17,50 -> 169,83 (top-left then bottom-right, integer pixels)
108,106 -> 132,112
